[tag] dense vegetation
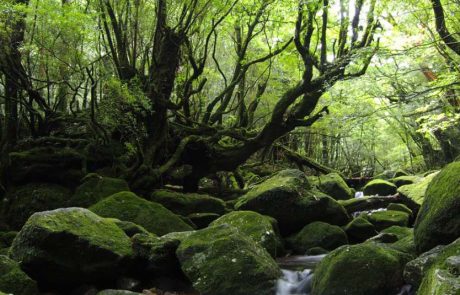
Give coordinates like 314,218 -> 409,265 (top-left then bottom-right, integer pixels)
0,0 -> 459,294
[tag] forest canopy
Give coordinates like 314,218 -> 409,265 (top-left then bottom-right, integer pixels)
1,0 -> 459,192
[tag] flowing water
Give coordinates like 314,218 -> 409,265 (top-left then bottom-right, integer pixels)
275,255 -> 326,295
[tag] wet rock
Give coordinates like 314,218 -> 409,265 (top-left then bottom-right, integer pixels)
343,217 -> 378,243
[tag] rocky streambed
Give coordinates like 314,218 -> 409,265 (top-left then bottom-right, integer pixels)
0,154 -> 460,294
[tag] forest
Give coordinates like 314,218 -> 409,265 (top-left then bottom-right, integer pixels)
0,0 -> 459,294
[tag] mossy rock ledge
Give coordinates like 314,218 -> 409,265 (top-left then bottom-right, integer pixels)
397,171 -> 439,205
363,179 -> 397,196
312,242 -> 413,295
176,224 -> 281,295
89,191 -> 193,236
0,255 -> 39,295
414,162 -> 460,253
235,169 -> 349,235
210,211 -> 283,257
9,208 -> 133,289
363,210 -> 410,231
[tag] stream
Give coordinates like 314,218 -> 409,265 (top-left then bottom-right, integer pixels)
275,255 -> 326,295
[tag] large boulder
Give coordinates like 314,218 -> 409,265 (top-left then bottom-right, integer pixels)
363,179 -> 397,196
310,173 -> 353,200
398,172 -> 439,205
312,242 -> 412,295
287,221 -> 348,254
68,174 -> 130,207
363,210 -> 410,231
1,183 -> 71,230
405,237 -> 460,294
0,255 -> 39,295
9,208 -> 133,289
150,189 -> 226,216
343,217 -> 378,243
8,147 -> 85,187
89,191 -> 193,236
414,162 -> 460,253
176,224 -> 281,295
210,211 -> 283,257
235,169 -> 349,235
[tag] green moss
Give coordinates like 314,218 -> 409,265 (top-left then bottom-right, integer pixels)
3,183 -> 71,230
363,179 -> 397,196
415,162 -> 460,253
210,211 -> 283,257
176,224 -> 281,295
9,208 -> 132,288
68,174 -> 129,207
387,203 -> 413,216
288,221 -> 348,254
0,255 -> 39,295
0,232 -> 17,248
312,173 -> 354,200
150,189 -> 226,215
394,169 -> 410,178
364,210 -> 410,231
235,170 -> 349,235
398,172 -> 439,205
312,243 -> 411,295
343,217 -> 377,243
106,218 -> 151,237
381,226 -> 416,254
90,191 -> 193,236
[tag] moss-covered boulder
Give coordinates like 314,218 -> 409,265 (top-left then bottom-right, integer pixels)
2,183 -> 71,230
89,191 -> 193,236
235,169 -> 349,235
110,219 -> 150,237
398,172 -> 439,205
363,210 -> 410,231
0,255 -> 39,295
9,208 -> 133,288
363,179 -> 397,196
311,173 -> 353,200
150,189 -> 226,216
405,237 -> 460,294
176,224 -> 281,295
8,147 -> 84,187
387,203 -> 413,216
68,174 -> 129,207
391,175 -> 421,187
312,243 -> 412,295
343,217 -> 378,243
414,162 -> 460,253
210,211 -> 283,257
288,221 -> 348,254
